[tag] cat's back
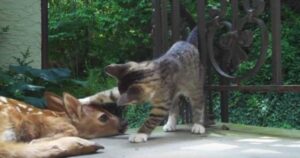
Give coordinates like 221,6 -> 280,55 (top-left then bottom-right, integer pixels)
165,41 -> 198,57
155,41 -> 201,86
160,41 -> 200,70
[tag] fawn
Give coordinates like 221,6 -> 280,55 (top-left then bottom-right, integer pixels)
0,92 -> 127,158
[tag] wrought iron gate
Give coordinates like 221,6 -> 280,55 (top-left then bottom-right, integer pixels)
151,0 -> 300,123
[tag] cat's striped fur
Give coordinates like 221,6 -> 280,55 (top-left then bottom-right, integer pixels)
104,28 -> 206,143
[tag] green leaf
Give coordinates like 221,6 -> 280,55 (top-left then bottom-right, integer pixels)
38,68 -> 71,82
70,79 -> 87,87
0,70 -> 12,84
9,66 -> 71,83
22,84 -> 44,91
22,96 -> 45,108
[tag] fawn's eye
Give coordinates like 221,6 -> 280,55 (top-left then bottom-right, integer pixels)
98,114 -> 109,123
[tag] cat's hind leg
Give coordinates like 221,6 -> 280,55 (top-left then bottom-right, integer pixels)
163,96 -> 180,132
188,87 -> 206,135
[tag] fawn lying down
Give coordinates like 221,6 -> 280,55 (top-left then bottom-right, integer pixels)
0,92 -> 127,158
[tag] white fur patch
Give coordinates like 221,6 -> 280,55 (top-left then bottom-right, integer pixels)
163,114 -> 177,132
51,111 -> 58,116
1,128 -> 17,141
191,123 -> 205,134
0,96 -> 7,103
35,111 -> 43,115
149,92 -> 156,99
79,97 -> 90,105
15,106 -> 21,113
18,103 -> 27,109
129,133 -> 148,143
97,90 -> 116,103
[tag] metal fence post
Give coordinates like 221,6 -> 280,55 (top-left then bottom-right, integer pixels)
270,0 -> 282,84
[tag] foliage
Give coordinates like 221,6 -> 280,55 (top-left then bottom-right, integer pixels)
123,103 -> 152,128
231,93 -> 300,129
1,25 -> 9,33
66,68 -> 117,98
12,48 -> 34,66
0,65 -> 80,108
213,92 -> 300,129
48,0 -> 152,76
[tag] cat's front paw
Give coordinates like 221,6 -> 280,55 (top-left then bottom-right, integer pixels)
163,123 -> 177,132
129,133 -> 148,143
191,123 -> 205,134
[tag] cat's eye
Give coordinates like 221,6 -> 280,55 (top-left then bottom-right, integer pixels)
98,114 -> 109,123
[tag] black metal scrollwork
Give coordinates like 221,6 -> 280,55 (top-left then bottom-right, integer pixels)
207,0 -> 268,82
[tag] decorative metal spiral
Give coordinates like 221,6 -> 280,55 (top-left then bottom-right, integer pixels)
207,0 -> 268,82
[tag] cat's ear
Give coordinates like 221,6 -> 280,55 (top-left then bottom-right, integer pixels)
105,62 -> 137,79
105,64 -> 129,79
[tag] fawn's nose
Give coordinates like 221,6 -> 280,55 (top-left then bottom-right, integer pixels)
118,120 -> 128,134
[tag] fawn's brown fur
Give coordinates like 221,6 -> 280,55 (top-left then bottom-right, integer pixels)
0,92 -> 127,158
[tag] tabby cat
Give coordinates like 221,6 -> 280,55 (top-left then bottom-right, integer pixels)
104,27 -> 206,143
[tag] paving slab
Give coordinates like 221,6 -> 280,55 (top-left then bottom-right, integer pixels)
71,124 -> 300,158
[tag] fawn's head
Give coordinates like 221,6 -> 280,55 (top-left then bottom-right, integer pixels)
44,92 -> 127,138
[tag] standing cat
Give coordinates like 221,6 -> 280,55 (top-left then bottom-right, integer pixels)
105,28 -> 206,143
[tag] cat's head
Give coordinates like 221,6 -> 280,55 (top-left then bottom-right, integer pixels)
105,61 -> 157,106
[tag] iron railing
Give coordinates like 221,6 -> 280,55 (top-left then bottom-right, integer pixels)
152,0 -> 300,123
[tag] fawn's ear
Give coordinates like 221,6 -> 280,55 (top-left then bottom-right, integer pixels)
63,92 -> 82,121
44,92 -> 66,112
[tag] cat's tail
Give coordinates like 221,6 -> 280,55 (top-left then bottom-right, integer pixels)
186,26 -> 198,48
0,137 -> 103,158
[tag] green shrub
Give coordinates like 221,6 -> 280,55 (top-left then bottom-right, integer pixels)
66,68 -> 117,97
214,93 -> 300,129
48,0 -> 152,76
123,103 -> 151,128
0,65 -> 80,107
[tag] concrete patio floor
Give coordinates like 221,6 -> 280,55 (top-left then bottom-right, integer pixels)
72,124 -> 300,158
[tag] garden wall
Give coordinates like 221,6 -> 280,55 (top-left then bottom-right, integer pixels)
0,0 -> 41,68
